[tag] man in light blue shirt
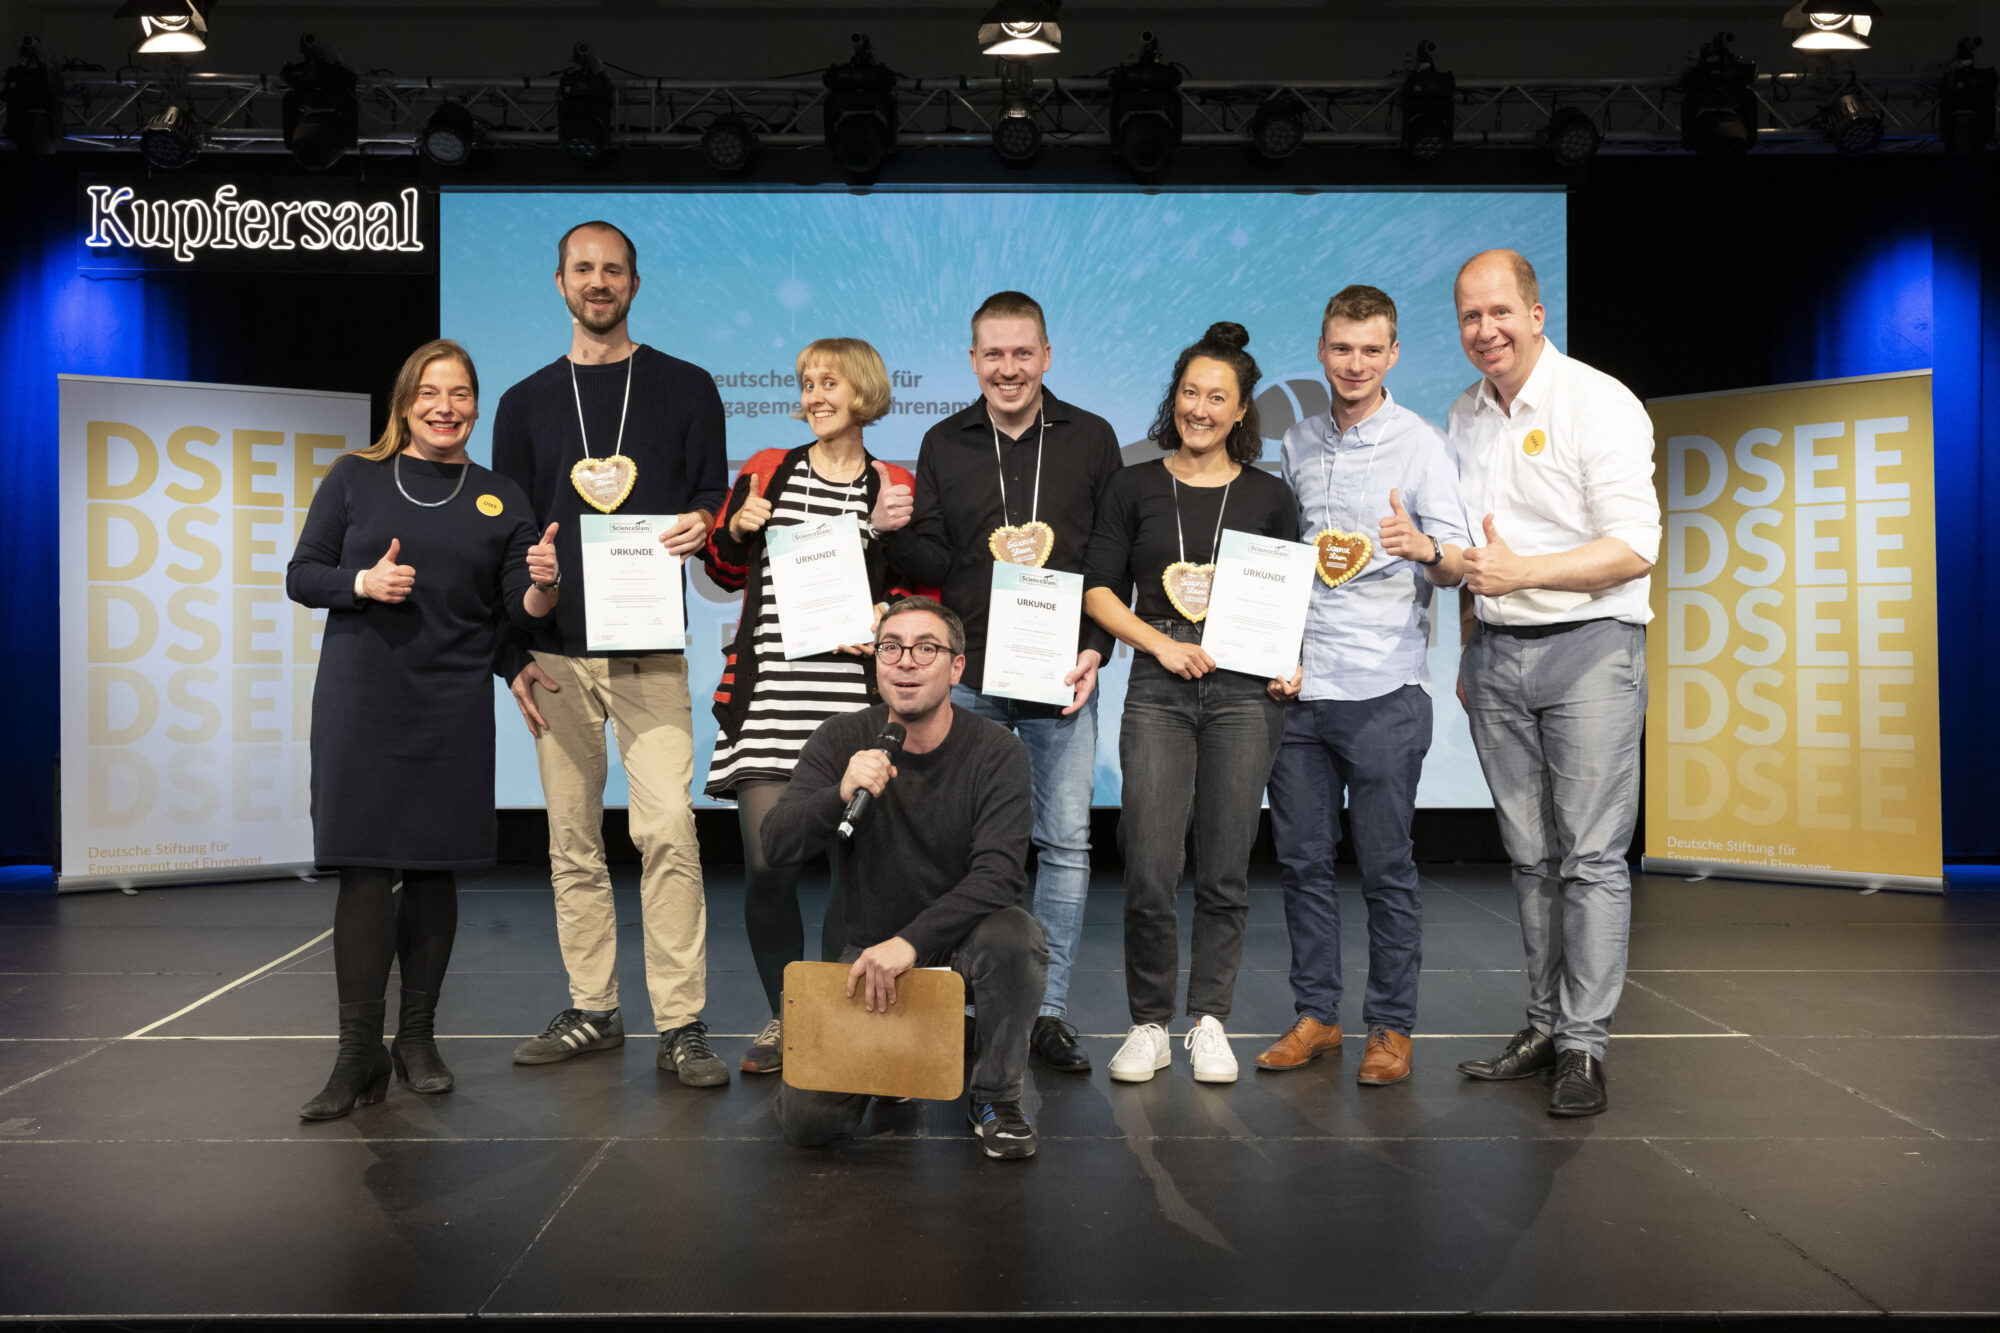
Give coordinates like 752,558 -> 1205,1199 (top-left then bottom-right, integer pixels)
1255,285 -> 1469,1087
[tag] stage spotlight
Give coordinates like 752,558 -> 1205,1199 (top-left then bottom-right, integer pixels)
419,101 -> 478,166
1248,95 -> 1305,161
823,33 -> 898,178
1938,37 -> 1996,154
701,114 -> 758,173
1399,42 -> 1455,164
558,44 -> 614,164
113,1 -> 209,55
1820,90 -> 1882,154
280,34 -> 358,171
1782,1 -> 1879,52
140,103 -> 201,168
979,0 -> 1061,58
2,39 -> 64,155
993,105 -> 1041,162
1679,32 -> 1759,160
1109,32 -> 1182,176
1543,106 -> 1603,166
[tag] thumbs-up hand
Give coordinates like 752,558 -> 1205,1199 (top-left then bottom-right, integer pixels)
364,538 -> 416,603
869,460 -> 913,534
527,523 -> 560,588
1461,513 -> 1527,596
727,472 -> 775,542
1378,487 -> 1432,563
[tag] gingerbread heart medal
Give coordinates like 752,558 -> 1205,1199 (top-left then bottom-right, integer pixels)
571,455 -> 638,514
989,520 -> 1055,568
1162,561 -> 1216,622
1313,528 -> 1373,589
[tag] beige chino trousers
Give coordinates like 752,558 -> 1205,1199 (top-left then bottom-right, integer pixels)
531,650 -> 706,1031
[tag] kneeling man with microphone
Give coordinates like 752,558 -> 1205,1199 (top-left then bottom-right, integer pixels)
763,596 -> 1048,1159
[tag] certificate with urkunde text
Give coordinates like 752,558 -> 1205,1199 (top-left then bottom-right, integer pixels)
580,514 -> 686,652
983,563 -> 1083,708
765,513 -> 877,659
1204,528 -> 1316,681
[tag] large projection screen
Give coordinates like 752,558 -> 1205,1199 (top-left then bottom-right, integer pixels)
442,189 -> 1567,809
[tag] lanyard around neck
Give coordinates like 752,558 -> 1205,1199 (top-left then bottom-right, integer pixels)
1318,408 -> 1383,535
570,353 -> 635,461
1171,463 -> 1234,566
989,410 -> 1046,527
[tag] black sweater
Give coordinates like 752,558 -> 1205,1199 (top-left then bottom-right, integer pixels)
490,346 -> 730,664
1085,459 -> 1301,626
762,704 -> 1032,957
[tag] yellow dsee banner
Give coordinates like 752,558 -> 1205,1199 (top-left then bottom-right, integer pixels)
1643,371 -> 1942,891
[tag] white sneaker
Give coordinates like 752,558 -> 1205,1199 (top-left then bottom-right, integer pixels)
1185,1015 -> 1238,1084
1108,1023 -> 1172,1083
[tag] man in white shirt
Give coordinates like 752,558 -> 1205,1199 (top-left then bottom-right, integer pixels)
1445,249 -> 1660,1118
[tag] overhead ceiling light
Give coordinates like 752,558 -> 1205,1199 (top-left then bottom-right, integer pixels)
1248,95 -> 1305,161
419,101 -> 478,166
1783,1 -> 1879,52
280,34 -> 357,171
3,39 -> 64,155
823,33 -> 898,179
979,1 -> 1062,58
1938,36 -> 1996,154
140,102 -> 201,167
1400,41 -> 1455,164
1543,105 -> 1603,166
1820,89 -> 1882,153
1109,31 -> 1181,176
1680,31 -> 1759,160
558,43 -> 614,164
701,113 -> 758,173
114,1 -> 210,56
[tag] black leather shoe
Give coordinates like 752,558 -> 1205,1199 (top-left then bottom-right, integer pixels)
1457,1026 -> 1557,1081
1030,1015 -> 1091,1073
1548,1049 -> 1608,1117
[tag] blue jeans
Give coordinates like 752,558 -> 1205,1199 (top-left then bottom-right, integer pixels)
1268,685 -> 1430,1034
1462,619 -> 1647,1061
951,684 -> 1097,1019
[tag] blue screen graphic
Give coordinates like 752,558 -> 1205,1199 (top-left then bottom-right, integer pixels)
442,190 -> 1568,809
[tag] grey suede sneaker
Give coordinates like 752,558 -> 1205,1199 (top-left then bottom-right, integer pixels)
512,1008 -> 624,1065
659,1019 -> 730,1087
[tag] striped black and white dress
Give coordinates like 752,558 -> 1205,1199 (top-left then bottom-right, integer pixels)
705,462 -> 877,797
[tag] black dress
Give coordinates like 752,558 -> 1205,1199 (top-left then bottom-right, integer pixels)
285,453 -> 544,869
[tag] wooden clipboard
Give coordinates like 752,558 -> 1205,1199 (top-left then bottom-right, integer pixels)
780,960 -> 966,1101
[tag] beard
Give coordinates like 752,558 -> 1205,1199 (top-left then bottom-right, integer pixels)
567,287 -> 630,334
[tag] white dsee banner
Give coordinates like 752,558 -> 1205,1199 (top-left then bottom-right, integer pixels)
57,376 -> 369,891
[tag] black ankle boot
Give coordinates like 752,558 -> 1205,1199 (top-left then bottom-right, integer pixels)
391,988 -> 454,1094
300,1000 -> 392,1121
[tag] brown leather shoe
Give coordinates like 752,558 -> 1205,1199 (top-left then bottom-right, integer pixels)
1254,1015 -> 1343,1070
1357,1025 -> 1413,1085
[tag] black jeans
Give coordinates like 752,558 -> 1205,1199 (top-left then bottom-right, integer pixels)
737,778 -> 846,1014
1116,621 -> 1286,1026
774,906 -> 1048,1147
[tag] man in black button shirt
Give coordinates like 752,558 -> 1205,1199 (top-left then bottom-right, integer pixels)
490,221 -> 731,1087
877,292 -> 1120,1075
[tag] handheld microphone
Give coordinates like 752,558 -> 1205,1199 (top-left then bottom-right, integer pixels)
838,721 -> 907,841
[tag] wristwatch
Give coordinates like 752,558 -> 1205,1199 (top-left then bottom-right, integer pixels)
1420,534 -> 1445,567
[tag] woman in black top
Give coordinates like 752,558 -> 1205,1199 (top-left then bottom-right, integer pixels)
286,340 -> 557,1120
1084,322 -> 1301,1088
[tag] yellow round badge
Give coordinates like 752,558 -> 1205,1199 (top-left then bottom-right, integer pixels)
476,494 -> 504,516
1523,429 -> 1547,457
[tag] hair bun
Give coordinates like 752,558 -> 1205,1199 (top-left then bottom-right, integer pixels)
1203,321 -> 1250,351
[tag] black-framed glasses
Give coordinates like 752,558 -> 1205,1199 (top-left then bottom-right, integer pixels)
874,639 -> 948,665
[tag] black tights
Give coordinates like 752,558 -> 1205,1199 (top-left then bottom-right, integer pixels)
332,867 -> 459,1004
737,780 -> 845,1013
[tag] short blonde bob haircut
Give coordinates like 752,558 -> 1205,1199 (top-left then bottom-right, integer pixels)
357,339 -> 479,461
792,337 -> 892,428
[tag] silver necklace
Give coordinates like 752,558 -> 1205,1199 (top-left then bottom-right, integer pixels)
395,452 -> 470,508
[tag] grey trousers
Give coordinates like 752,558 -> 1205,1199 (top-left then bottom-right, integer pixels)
774,906 -> 1048,1147
1462,619 -> 1647,1060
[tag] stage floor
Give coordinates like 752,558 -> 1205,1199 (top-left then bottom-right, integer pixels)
2,864 -> 1997,1321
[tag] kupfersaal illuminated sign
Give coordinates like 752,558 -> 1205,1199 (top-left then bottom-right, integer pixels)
78,176 -> 436,274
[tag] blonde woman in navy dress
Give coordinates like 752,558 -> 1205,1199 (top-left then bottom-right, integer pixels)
286,339 -> 556,1119
702,338 -> 926,1074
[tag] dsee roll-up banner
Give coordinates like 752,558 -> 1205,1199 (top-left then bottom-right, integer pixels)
1642,371 -> 1943,893
57,376 -> 368,891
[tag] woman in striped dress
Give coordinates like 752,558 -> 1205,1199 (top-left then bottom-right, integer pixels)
703,337 -> 925,1074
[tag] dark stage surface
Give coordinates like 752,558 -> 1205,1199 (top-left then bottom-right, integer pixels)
2,865 -> 1998,1320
